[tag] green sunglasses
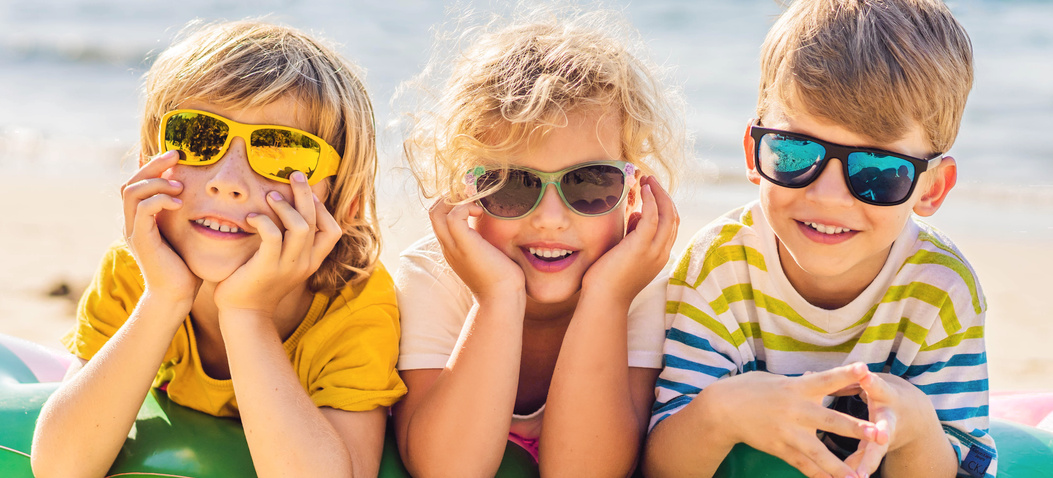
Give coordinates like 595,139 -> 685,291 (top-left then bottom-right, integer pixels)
465,160 -> 636,219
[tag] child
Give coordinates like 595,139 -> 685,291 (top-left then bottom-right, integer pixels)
394,7 -> 684,476
31,21 -> 405,477
645,0 -> 995,477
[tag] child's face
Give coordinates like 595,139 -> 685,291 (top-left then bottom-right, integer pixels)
153,97 -> 332,283
746,108 -> 944,305
472,108 -> 629,307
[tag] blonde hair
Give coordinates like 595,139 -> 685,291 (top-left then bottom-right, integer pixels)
403,5 -> 685,200
758,0 -> 973,153
140,20 -> 380,293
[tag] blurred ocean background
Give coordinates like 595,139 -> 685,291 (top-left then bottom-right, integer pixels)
0,0 -> 1051,238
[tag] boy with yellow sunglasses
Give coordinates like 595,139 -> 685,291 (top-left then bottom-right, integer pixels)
32,21 -> 405,477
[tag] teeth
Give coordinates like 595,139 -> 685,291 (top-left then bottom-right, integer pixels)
528,247 -> 573,259
805,222 -> 851,235
195,218 -> 240,234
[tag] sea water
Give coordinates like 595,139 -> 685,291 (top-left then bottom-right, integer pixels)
0,0 -> 1050,235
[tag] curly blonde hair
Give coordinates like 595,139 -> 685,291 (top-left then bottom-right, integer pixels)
403,5 -> 685,201
758,0 -> 973,153
140,20 -> 380,294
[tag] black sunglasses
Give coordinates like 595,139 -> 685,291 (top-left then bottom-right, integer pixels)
749,123 -> 942,206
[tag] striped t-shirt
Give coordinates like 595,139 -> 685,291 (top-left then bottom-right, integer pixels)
652,202 -> 997,478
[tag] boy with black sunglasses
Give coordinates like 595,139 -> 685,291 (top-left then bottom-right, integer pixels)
644,1 -> 995,477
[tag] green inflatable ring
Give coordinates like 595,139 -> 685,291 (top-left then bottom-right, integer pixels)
2,334 -> 1051,477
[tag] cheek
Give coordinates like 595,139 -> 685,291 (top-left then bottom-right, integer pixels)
473,215 -> 517,253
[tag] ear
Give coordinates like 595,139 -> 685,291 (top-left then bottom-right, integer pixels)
743,119 -> 762,185
344,196 -> 361,223
625,168 -> 642,210
912,156 -> 957,217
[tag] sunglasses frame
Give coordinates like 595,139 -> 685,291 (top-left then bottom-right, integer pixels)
466,160 -> 636,219
158,109 -> 341,185
748,123 -> 943,206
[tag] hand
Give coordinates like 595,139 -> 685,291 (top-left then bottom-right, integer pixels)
428,198 -> 524,303
213,171 -> 341,315
120,151 -> 200,307
704,364 -> 879,478
843,372 -> 922,477
582,176 -> 679,304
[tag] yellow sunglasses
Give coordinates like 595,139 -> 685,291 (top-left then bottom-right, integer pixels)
158,109 -> 341,185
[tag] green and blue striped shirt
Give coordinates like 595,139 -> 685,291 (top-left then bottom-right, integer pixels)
652,202 -> 996,477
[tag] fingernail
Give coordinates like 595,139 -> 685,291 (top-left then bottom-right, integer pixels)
168,180 -> 182,188
291,171 -> 306,183
171,197 -> 182,204
268,191 -> 283,201
247,213 -> 258,219
313,193 -> 321,203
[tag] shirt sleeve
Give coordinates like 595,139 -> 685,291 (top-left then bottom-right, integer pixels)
649,240 -> 742,431
626,269 -> 672,369
298,267 -> 407,412
62,242 -> 146,360
394,236 -> 473,370
894,271 -> 996,478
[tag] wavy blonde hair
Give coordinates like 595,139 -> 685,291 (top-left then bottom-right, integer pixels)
758,0 -> 973,153
402,5 -> 685,201
140,20 -> 380,294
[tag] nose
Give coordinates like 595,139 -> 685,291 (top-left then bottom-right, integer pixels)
205,137 -> 253,201
528,183 -> 570,230
804,158 -> 855,207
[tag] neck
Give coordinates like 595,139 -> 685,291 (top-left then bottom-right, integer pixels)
777,241 -> 888,310
190,281 -> 317,341
523,291 -> 579,330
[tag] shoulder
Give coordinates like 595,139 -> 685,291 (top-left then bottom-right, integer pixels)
888,219 -> 986,330
900,219 -> 985,309
671,202 -> 770,289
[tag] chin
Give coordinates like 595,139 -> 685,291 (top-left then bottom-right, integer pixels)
182,255 -> 244,284
524,282 -> 581,305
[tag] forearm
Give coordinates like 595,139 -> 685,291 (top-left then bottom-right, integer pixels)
220,311 -> 353,478
400,298 -> 525,477
32,293 -> 188,478
540,292 -> 638,476
643,388 -> 736,478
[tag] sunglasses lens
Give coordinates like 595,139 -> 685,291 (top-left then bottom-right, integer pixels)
758,133 -> 825,186
560,164 -> 626,215
249,129 -> 322,181
846,152 -> 916,204
164,112 -> 229,163
478,169 -> 543,218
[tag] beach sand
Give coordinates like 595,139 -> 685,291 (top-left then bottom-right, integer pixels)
2,172 -> 1050,392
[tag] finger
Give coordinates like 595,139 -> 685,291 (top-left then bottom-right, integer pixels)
442,202 -> 478,251
855,438 -> 888,477
130,194 -> 182,243
774,438 -> 847,478
123,179 -> 183,236
288,171 -> 317,232
810,407 -> 877,442
799,362 -> 869,397
267,191 -> 310,261
429,197 -> 457,250
631,181 -> 660,241
829,383 -> 865,397
121,151 -> 180,195
646,176 -> 679,252
309,195 -> 342,269
246,213 -> 282,263
857,372 -> 894,404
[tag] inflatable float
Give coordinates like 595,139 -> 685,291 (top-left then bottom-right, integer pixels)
1,333 -> 1050,477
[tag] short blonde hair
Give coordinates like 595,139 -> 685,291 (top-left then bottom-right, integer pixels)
403,5 -> 685,200
140,20 -> 380,293
758,0 -> 973,153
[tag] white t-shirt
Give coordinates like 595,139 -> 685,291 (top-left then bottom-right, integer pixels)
395,235 -> 669,438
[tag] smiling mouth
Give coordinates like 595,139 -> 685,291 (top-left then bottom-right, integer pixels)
803,221 -> 853,235
528,247 -> 575,262
194,218 -> 243,234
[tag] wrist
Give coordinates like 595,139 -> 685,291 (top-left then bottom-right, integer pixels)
140,287 -> 194,317
687,383 -> 740,450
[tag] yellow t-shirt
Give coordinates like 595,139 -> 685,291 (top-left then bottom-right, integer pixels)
63,242 -> 407,418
